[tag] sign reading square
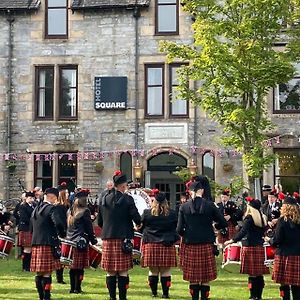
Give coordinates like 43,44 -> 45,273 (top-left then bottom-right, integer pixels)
94,76 -> 127,110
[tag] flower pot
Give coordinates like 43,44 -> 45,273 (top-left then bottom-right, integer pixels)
95,161 -> 104,173
223,163 -> 233,172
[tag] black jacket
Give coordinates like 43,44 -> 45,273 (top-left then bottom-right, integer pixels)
262,201 -> 281,221
19,202 -> 34,232
233,215 -> 266,246
271,217 -> 300,256
177,197 -> 227,244
31,201 -> 66,246
141,209 -> 179,245
98,189 -> 141,240
13,202 -> 21,226
217,201 -> 242,226
67,208 -> 97,245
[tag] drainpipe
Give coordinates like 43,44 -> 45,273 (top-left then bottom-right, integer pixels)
133,4 -> 140,151
6,11 -> 14,200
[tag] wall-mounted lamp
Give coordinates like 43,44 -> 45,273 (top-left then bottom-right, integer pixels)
188,159 -> 198,176
133,160 -> 143,181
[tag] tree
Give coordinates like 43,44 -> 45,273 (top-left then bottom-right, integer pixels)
161,0 -> 300,194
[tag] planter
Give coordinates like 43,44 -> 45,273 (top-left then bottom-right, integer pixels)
223,163 -> 233,172
6,163 -> 17,173
95,161 -> 104,173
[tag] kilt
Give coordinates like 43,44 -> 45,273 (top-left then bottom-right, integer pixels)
70,248 -> 89,270
18,231 -> 32,247
30,245 -> 60,273
101,239 -> 133,272
180,243 -> 217,283
272,255 -> 300,286
141,243 -> 177,268
240,246 -> 269,276
217,222 -> 237,245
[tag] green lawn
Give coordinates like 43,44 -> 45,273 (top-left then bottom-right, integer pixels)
0,257 -> 279,300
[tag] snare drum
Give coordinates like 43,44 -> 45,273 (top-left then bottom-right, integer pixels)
222,243 -> 242,272
133,232 -> 143,257
60,239 -> 76,266
0,234 -> 14,258
89,244 -> 102,269
264,243 -> 276,267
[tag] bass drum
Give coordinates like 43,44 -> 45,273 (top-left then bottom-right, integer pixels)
127,188 -> 151,215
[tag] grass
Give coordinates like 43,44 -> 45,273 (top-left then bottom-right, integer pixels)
0,256 -> 279,300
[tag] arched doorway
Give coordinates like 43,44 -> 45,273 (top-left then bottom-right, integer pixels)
147,152 -> 188,209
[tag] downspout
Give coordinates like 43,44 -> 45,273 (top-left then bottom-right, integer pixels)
6,11 -> 14,200
133,4 -> 140,151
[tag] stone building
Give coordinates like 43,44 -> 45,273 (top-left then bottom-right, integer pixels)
0,0 -> 299,207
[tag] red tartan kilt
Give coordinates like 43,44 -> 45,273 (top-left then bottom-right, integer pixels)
272,255 -> 300,286
141,243 -> 177,268
70,248 -> 89,270
101,239 -> 133,272
180,243 -> 217,283
30,245 -> 60,273
240,246 -> 269,276
18,231 -> 32,247
217,222 -> 237,245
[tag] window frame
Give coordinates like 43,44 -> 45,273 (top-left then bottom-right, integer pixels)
45,0 -> 69,39
34,154 -> 54,190
58,65 -> 78,120
169,63 -> 189,118
155,0 -> 179,36
144,64 -> 165,118
35,66 -> 55,121
57,152 -> 78,183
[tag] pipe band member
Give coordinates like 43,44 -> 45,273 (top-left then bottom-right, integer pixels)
177,180 -> 227,300
67,188 -> 97,294
140,192 -> 179,298
30,188 -> 67,300
270,196 -> 300,300
98,170 -> 141,300
225,197 -> 269,300
18,191 -> 35,272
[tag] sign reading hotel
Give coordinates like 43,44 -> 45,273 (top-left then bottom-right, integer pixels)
94,76 -> 127,110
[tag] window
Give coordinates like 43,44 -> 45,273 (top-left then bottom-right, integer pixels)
45,0 -> 68,38
59,66 -> 78,119
274,149 -> 300,193
35,67 -> 54,119
155,0 -> 179,35
274,64 -> 300,113
34,152 -> 77,192
202,152 -> 215,180
120,152 -> 132,181
169,65 -> 188,117
34,65 -> 78,121
145,65 -> 164,117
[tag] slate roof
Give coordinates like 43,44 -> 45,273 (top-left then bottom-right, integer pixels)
0,0 -> 41,11
71,0 -> 151,10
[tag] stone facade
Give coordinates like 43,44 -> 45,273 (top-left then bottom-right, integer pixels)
0,0 -> 298,202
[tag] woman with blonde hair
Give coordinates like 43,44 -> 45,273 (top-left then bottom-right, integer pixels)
140,192 -> 179,298
67,189 -> 97,294
271,197 -> 300,300
225,197 -> 269,300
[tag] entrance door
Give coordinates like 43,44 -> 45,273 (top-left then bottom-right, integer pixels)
147,152 -> 188,209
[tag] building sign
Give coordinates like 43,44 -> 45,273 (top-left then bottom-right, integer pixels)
94,76 -> 127,110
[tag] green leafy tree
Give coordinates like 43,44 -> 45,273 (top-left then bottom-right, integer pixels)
161,0 -> 300,192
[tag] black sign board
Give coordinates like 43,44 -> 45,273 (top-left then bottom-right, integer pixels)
94,76 -> 127,110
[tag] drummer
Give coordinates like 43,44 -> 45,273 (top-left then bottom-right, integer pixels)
225,197 -> 268,300
177,180 -> 227,300
30,188 -> 66,300
67,189 -> 97,294
270,196 -> 300,300
98,170 -> 141,300
140,192 -> 179,298
18,191 -> 35,272
217,189 -> 242,248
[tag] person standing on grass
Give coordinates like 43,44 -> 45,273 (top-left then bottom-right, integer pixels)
140,192 -> 179,298
18,191 -> 35,272
225,197 -> 268,300
98,170 -> 141,300
67,189 -> 97,294
177,181 -> 227,300
30,188 -> 66,300
269,196 -> 300,300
